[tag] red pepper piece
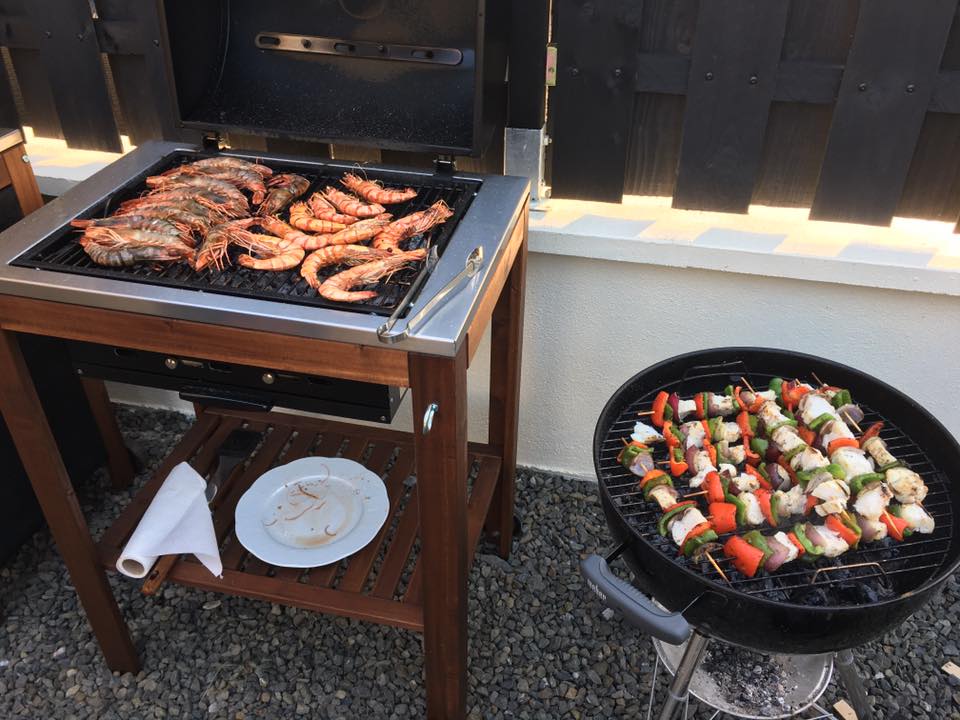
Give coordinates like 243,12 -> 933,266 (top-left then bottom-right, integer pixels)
860,422 -> 884,444
652,391 -> 670,427
669,450 -> 689,477
704,471 -> 726,504
743,441 -> 761,467
708,502 -> 738,534
882,510 -> 909,542
723,535 -> 765,578
786,531 -> 806,557
694,393 -> 706,420
797,426 -> 816,446
804,494 -> 819,515
827,437 -> 859,456
826,514 -> 860,546
703,438 -> 718,468
756,488 -> 776,527
736,411 -> 753,441
745,464 -> 772,491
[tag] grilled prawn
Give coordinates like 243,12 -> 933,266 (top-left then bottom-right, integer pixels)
288,202 -> 347,234
256,215 -> 316,250
194,218 -> 259,271
176,166 -> 268,204
373,200 -> 452,253
144,173 -> 250,208
317,249 -> 426,302
236,234 -> 305,271
82,242 -> 193,267
179,157 -> 273,178
323,215 -> 392,246
257,174 -> 310,216
321,186 -> 385,218
341,172 -> 417,205
299,245 -> 390,289
307,192 -> 357,225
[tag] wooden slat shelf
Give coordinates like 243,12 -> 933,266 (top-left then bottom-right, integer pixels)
96,408 -> 502,633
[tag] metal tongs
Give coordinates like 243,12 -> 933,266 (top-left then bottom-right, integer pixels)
376,246 -> 484,344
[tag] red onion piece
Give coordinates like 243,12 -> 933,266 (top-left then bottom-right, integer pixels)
804,524 -> 827,548
838,404 -> 864,426
764,536 -> 791,572
630,451 -> 656,477
668,392 -> 680,418
685,445 -> 699,471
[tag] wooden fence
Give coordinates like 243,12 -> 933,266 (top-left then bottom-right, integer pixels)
551,0 -> 960,227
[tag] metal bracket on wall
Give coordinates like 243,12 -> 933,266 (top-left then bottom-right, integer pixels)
504,125 -> 551,208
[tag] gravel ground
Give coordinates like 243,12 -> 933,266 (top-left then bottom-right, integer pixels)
0,406 -> 958,720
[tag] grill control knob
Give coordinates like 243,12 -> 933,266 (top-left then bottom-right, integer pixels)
262,372 -> 276,385
164,357 -> 178,370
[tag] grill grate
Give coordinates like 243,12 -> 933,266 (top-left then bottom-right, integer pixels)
12,152 -> 480,318
597,365 -> 954,607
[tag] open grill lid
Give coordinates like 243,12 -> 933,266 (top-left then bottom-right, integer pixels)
160,0 -> 507,156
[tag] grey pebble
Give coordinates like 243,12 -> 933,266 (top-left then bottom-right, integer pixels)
0,406 -> 956,720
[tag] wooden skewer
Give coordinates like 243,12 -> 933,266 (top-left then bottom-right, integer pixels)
705,551 -> 731,584
841,410 -> 863,433
811,371 -> 825,388
682,490 -> 708,498
621,437 -> 629,446
638,409 -> 655,416
739,376 -> 757,394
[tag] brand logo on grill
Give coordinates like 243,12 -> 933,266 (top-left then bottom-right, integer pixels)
586,579 -> 606,602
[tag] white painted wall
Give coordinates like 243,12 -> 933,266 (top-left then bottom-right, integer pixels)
110,248 -> 960,481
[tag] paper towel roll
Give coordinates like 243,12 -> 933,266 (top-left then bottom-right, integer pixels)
117,462 -> 223,579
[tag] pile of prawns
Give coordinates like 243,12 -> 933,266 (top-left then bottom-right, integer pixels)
73,157 -> 453,303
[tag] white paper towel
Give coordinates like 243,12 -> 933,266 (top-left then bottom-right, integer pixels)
117,462 -> 222,579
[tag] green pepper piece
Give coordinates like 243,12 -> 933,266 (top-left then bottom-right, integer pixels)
750,437 -> 769,457
749,415 -> 759,434
642,475 -> 673,501
880,460 -> 903,472
842,512 -> 862,548
724,492 -> 747,526
723,385 -> 734,397
808,412 -> 836,432
784,443 -> 807,461
682,528 -> 719,557
743,530 -> 773,564
769,377 -> 784,395
849,472 -> 885,496
825,463 -> 845,480
709,416 -> 724,443
701,392 -> 711,417
888,504 -> 903,518
795,469 -> 813,487
657,502 -> 694,536
784,409 -> 796,421
831,389 -> 852,409
793,523 -> 824,558
766,419 -> 798,433
619,444 -> 644,468
770,492 -> 781,521
663,404 -> 674,422
757,463 -> 770,482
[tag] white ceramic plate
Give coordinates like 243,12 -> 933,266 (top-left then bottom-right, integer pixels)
235,457 -> 389,568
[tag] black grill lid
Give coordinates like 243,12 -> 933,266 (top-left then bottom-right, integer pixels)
161,0 -> 507,156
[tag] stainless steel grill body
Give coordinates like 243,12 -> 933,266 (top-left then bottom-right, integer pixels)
0,141 -> 528,357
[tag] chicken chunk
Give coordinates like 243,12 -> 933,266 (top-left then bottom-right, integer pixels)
885,466 -> 928,504
853,482 -> 892,520
798,393 -> 838,427
670,507 -> 708,546
898,503 -> 935,534
831,446 -> 874,480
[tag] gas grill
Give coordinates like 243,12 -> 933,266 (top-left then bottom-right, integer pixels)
582,348 -> 960,719
0,3 -> 526,719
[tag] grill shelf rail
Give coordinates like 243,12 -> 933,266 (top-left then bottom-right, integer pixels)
12,152 -> 480,318
597,361 -> 954,607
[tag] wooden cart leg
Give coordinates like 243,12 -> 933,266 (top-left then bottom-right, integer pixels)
411,349 -> 469,720
1,141 -> 43,216
0,330 -> 140,673
484,227 -> 527,559
80,377 -> 136,490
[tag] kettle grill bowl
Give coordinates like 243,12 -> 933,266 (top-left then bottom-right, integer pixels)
593,347 -> 960,653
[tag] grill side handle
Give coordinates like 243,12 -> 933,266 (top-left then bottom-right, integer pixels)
580,555 -> 692,645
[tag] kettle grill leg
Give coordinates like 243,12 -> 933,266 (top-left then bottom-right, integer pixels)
658,632 -> 710,720
834,648 -> 873,719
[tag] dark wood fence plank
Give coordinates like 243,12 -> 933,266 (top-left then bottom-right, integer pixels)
551,1 -> 640,202
0,50 -> 20,129
672,0 -> 790,213
810,0 -> 958,225
25,0 -> 120,151
6,48 -> 61,138
508,0 -> 549,129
